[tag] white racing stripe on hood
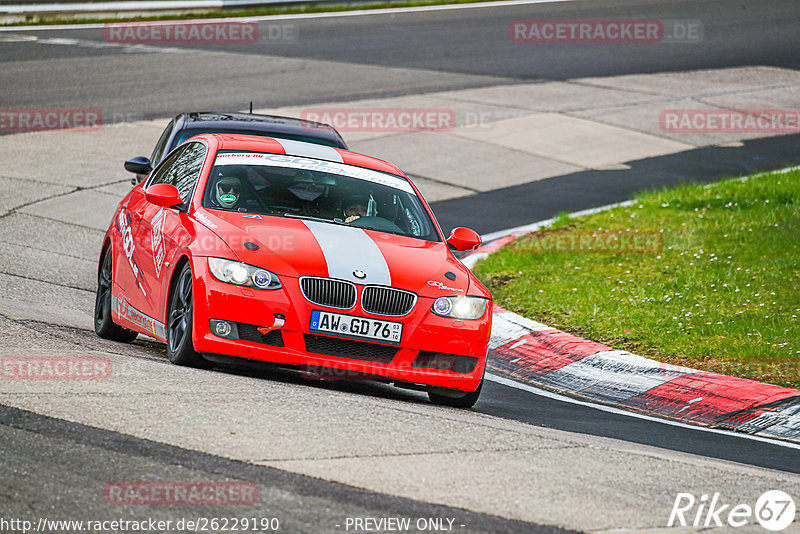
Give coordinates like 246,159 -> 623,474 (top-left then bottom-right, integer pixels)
275,139 -> 344,163
303,220 -> 391,285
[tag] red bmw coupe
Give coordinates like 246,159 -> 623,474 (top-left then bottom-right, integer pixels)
95,133 -> 491,407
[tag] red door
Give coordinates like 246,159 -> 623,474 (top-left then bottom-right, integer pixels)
112,187 -> 155,329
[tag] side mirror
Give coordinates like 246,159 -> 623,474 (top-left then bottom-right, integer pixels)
124,156 -> 152,176
145,184 -> 183,208
447,227 -> 482,251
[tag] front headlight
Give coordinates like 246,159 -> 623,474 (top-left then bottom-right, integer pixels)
431,296 -> 487,320
208,258 -> 281,290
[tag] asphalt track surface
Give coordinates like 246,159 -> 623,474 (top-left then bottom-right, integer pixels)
2,0 -> 800,530
2,0 -> 800,234
2,0 -> 800,117
0,404 -> 566,534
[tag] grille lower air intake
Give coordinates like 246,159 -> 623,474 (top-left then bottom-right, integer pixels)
300,277 -> 357,309
237,323 -> 284,347
361,286 -> 417,316
303,334 -> 398,363
413,352 -> 478,374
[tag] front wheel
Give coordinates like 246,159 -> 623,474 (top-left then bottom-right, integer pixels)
428,378 -> 483,408
94,251 -> 138,343
166,263 -> 212,369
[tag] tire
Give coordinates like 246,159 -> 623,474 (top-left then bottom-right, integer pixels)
428,377 -> 484,408
94,250 -> 138,343
166,263 -> 212,369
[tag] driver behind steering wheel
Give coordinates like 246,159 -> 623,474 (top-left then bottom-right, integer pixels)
344,197 -> 368,223
341,193 -> 378,224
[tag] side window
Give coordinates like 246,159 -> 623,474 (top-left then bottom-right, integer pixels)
150,120 -> 175,166
148,145 -> 186,188
149,142 -> 207,203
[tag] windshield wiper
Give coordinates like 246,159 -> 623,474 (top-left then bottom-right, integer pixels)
283,213 -> 349,226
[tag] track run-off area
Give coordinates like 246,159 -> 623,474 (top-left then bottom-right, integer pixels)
2,1 -> 800,532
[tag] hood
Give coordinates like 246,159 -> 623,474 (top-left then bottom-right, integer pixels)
192,209 -> 475,297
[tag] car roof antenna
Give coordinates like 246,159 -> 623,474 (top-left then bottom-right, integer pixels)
249,101 -> 253,114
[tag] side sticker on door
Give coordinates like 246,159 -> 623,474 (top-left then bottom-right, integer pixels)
115,208 -> 148,296
151,208 -> 166,278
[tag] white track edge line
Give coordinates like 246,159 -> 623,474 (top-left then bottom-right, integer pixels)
480,165 -> 800,243
480,200 -> 635,242
485,373 -> 800,450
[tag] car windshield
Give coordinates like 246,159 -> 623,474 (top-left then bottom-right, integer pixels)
176,128 -> 342,148
202,151 -> 441,242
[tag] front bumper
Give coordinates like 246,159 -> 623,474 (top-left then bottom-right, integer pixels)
191,259 -> 490,392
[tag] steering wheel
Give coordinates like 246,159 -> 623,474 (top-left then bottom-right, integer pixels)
348,216 -> 404,234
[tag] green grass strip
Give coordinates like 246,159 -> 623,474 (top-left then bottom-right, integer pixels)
474,168 -> 800,388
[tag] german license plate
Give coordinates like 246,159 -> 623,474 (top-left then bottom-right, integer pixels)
309,310 -> 402,345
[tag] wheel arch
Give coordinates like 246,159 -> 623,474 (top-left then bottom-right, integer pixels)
166,254 -> 192,317
97,236 -> 113,282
